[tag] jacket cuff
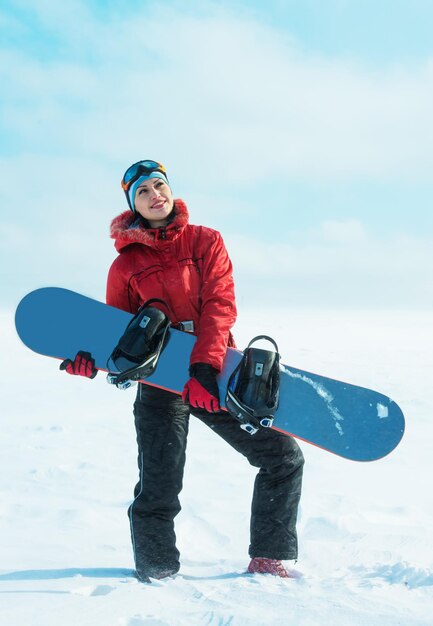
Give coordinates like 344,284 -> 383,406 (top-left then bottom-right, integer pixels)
189,362 -> 219,378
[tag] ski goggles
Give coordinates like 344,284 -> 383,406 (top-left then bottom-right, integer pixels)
121,160 -> 168,191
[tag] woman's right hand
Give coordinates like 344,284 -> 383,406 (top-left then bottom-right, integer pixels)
59,351 -> 98,379
182,362 -> 220,412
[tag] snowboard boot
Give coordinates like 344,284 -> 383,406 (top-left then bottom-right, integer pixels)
135,568 -> 177,583
247,557 -> 292,578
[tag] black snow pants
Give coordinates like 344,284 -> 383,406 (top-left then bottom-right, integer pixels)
128,384 -> 304,578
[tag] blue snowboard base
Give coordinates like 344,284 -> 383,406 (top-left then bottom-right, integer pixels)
15,288 -> 405,462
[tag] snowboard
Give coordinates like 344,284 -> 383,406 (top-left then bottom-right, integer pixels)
15,287 -> 405,462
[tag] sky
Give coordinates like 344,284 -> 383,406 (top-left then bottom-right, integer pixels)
1,0 -> 433,311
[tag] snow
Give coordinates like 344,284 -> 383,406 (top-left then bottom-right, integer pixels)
1,307 -> 433,626
377,404 -> 389,419
284,367 -> 346,434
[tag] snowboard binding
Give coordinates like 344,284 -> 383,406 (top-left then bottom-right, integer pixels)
107,299 -> 170,390
225,335 -> 280,435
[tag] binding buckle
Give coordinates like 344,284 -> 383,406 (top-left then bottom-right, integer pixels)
178,320 -> 194,333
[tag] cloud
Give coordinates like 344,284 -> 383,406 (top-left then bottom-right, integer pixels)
1,1 -> 432,310
321,219 -> 367,244
1,2 -> 433,185
226,223 -> 433,309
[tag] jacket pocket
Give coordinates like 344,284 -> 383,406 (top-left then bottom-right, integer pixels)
177,258 -> 202,310
131,264 -> 165,303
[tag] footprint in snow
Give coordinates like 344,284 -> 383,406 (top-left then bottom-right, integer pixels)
71,584 -> 115,596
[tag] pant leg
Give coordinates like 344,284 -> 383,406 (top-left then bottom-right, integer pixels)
192,408 -> 304,560
129,384 -> 190,578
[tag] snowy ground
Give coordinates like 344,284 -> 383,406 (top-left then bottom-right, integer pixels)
1,306 -> 432,626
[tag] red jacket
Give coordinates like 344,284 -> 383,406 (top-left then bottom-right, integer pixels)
106,199 -> 237,371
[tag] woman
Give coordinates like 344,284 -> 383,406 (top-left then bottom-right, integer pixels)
62,160 -> 304,582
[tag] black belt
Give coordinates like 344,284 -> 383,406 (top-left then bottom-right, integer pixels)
174,320 -> 194,333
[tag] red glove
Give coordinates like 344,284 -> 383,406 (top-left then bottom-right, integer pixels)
182,363 -> 220,412
60,351 -> 98,379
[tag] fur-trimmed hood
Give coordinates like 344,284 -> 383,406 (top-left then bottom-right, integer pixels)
110,199 -> 189,252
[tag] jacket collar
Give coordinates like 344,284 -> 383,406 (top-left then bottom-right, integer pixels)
110,199 -> 189,252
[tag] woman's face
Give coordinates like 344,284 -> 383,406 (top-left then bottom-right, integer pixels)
134,177 -> 174,227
